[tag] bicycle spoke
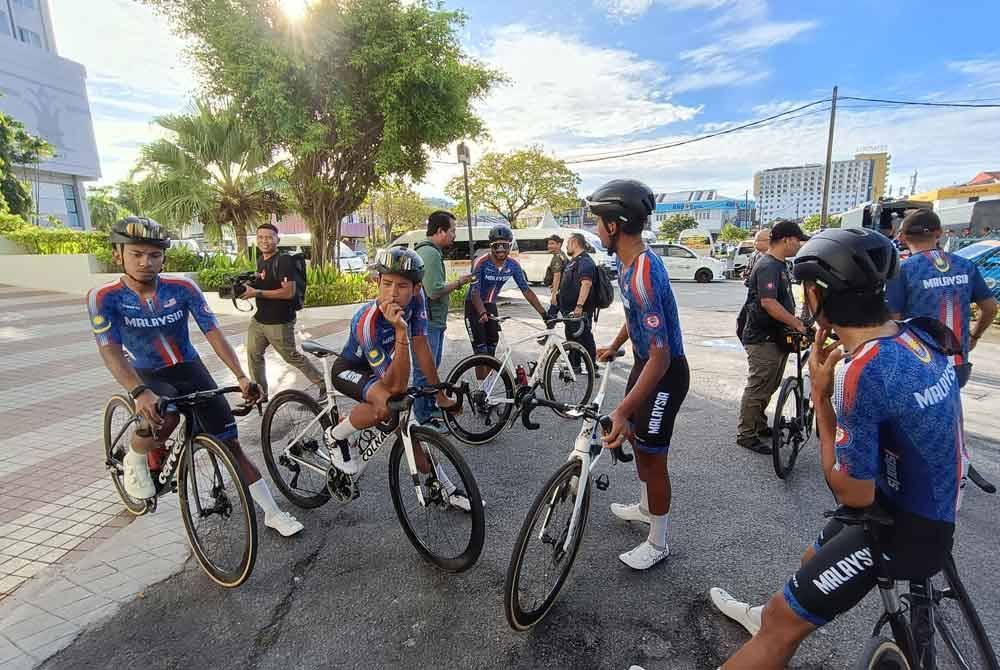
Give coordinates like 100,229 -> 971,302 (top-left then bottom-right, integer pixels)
265,395 -> 330,500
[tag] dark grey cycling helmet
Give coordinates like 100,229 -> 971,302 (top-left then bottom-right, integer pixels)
375,246 -> 424,283
109,216 -> 170,249
488,224 -> 514,243
792,228 -> 899,294
586,179 -> 656,233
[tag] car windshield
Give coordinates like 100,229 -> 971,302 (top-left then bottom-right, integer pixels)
955,241 -> 1000,260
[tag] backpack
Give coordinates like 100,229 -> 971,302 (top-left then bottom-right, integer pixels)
589,261 -> 615,311
288,251 -> 307,311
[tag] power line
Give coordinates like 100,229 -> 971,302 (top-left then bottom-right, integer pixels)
839,95 -> 1000,108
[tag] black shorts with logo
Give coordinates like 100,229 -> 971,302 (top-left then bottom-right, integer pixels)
624,354 -> 689,454
136,359 -> 237,441
464,302 -> 500,355
330,356 -> 379,402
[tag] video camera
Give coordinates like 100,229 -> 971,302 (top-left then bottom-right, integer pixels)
218,271 -> 258,311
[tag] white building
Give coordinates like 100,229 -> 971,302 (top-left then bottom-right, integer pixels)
650,190 -> 755,234
1,0 -> 100,228
754,152 -> 890,223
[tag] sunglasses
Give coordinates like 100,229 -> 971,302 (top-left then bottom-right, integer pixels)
491,242 -> 511,251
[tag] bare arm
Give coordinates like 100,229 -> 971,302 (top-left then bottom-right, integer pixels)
816,391 -> 876,507
761,298 -> 804,331
98,344 -> 145,392
379,328 -> 412,394
549,271 -> 561,303
521,288 -> 547,318
972,297 -> 998,345
205,328 -> 251,381
576,279 -> 593,308
246,277 -> 294,300
427,276 -> 471,302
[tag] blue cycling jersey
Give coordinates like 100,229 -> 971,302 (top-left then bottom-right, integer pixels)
832,325 -> 963,524
886,250 -> 992,363
87,276 -> 219,370
466,255 -> 530,305
339,293 -> 428,377
617,249 -> 685,360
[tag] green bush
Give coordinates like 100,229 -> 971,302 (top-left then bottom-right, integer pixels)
304,266 -> 377,307
164,247 -> 205,273
3,225 -> 108,254
196,253 -> 256,290
0,212 -> 28,234
447,273 -> 470,310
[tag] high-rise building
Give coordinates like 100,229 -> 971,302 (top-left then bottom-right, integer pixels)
1,0 -> 100,228
753,152 -> 890,223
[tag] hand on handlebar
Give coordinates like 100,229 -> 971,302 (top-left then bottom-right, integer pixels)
595,346 -> 617,363
792,318 -> 807,334
237,376 -> 261,404
435,389 -> 461,415
601,409 -> 634,450
135,390 -> 163,430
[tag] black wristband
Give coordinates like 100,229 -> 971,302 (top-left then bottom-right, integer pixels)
129,384 -> 150,400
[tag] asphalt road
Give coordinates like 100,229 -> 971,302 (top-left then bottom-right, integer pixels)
45,281 -> 1000,670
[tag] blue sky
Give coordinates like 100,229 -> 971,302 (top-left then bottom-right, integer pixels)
50,0 -> 1000,203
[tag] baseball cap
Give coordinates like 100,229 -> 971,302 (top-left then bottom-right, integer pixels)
770,219 -> 810,242
900,209 -> 941,236
546,234 -> 563,243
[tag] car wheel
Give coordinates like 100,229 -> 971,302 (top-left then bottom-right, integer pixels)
695,268 -> 713,283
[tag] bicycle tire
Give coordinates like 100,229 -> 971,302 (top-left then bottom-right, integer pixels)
853,636 -> 911,670
934,554 -> 1000,669
542,341 -> 595,418
178,435 -> 258,588
443,354 -> 516,445
772,377 -> 802,479
103,395 -> 149,516
504,459 -> 591,631
387,428 -> 485,572
260,389 -> 332,509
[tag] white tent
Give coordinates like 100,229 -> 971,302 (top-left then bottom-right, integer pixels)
533,209 -> 559,229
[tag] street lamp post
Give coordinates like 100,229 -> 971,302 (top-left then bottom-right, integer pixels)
457,142 -> 475,271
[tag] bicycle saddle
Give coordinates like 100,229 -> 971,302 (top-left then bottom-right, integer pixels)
302,340 -> 340,358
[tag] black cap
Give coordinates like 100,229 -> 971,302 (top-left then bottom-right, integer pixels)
900,209 -> 941,236
770,219 -> 810,242
546,234 -> 563,243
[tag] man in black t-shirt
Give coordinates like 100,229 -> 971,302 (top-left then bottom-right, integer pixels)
736,220 -> 808,454
557,233 -> 598,367
242,223 -> 324,401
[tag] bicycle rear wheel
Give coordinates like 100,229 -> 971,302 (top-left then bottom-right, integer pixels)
443,355 -> 516,445
854,636 -> 911,669
178,435 -> 258,588
933,555 -> 999,669
542,341 -> 595,417
772,377 -> 803,479
387,428 -> 485,572
260,389 -> 332,509
504,459 -> 591,631
103,395 -> 149,516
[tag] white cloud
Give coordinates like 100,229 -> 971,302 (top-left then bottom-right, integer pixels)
595,0 -> 765,23
593,0 -> 655,20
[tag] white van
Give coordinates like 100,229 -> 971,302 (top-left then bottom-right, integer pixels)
388,226 -> 517,278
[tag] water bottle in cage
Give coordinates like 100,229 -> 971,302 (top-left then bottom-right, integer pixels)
515,364 -> 529,387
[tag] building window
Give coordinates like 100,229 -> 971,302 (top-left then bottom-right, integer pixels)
18,27 -> 41,47
63,184 -> 81,228
0,12 -> 10,36
13,0 -> 36,8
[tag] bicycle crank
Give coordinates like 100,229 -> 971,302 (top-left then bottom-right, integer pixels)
327,469 -> 360,503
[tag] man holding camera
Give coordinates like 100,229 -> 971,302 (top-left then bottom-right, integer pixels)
242,223 -> 324,402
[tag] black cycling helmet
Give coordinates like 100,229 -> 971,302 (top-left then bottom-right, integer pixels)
109,216 -> 170,249
586,179 -> 656,233
792,228 -> 899,294
375,247 -> 424,283
488,224 -> 514,243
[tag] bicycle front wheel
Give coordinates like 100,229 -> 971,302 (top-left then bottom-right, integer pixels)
772,377 -> 803,479
443,355 -> 516,445
542,341 -> 595,417
933,555 -> 999,669
178,435 -> 258,588
388,428 -> 485,572
504,459 -> 591,631
853,636 -> 911,670
103,395 -> 149,516
260,389 -> 332,509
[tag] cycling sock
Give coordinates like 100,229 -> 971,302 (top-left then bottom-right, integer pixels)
248,479 -> 280,516
640,484 -> 649,514
434,464 -> 456,494
647,512 -> 668,550
749,605 -> 763,630
331,416 -> 360,442
125,447 -> 147,466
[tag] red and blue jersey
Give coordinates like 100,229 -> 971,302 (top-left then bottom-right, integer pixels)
86,277 -> 219,370
886,250 -> 992,364
340,293 -> 428,377
466,255 -> 530,305
832,325 -> 963,524
617,249 -> 684,360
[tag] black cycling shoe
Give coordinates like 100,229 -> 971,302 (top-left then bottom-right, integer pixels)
758,427 -> 773,439
738,439 -> 772,455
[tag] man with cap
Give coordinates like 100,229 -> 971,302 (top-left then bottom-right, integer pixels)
736,219 -> 810,454
545,233 -> 568,318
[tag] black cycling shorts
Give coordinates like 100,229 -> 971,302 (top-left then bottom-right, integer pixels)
464,302 -> 500,355
784,511 -> 953,627
330,356 -> 379,402
624,354 -> 689,454
136,359 -> 237,441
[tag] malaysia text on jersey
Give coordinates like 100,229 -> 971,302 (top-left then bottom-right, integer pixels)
466,255 -> 530,305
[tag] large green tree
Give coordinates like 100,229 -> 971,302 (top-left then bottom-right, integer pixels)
444,147 -> 580,227
133,99 -> 285,254
0,102 -> 53,218
657,213 -> 697,241
364,179 -> 432,246
143,0 -> 499,265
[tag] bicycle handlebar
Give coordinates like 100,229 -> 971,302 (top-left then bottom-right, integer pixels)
518,392 -> 633,463
155,384 -> 262,419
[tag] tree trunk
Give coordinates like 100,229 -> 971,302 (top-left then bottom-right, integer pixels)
232,218 -> 248,256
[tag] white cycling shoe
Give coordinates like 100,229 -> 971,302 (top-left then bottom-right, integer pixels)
618,541 -> 669,570
709,587 -> 761,636
610,502 -> 651,524
264,510 -> 304,537
123,451 -> 156,499
331,442 -> 361,475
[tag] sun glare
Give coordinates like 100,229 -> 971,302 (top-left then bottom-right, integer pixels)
279,0 -> 309,21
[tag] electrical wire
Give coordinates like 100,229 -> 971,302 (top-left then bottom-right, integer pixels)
839,96 -> 1000,108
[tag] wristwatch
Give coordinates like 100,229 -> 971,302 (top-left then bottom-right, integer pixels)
129,384 -> 150,400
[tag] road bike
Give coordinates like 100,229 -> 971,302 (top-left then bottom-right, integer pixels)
103,387 -> 259,588
831,506 -> 999,670
444,315 -> 596,445
259,340 -> 485,573
772,328 -> 815,479
503,351 -> 633,631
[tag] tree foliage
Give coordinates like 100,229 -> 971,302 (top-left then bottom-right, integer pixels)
141,0 -> 500,265
802,213 -> 841,232
444,147 -> 579,227
132,99 -> 285,254
718,223 -> 746,243
86,185 -> 136,232
657,213 -> 697,241
0,102 -> 53,218
364,179 -> 432,246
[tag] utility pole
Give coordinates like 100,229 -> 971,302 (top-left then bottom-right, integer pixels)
457,142 -> 475,271
820,85 -> 838,228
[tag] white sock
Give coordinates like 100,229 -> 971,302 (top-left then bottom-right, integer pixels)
331,416 -> 360,442
749,605 -> 763,629
435,464 -> 456,494
647,513 -> 668,550
248,479 -> 280,516
125,448 -> 148,468
639,483 -> 649,514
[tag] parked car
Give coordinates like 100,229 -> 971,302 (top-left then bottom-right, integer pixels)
648,243 -> 725,282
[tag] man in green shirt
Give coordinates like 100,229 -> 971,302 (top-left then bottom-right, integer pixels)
413,210 -> 475,430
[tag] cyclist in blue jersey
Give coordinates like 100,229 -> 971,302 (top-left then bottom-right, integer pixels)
710,229 -> 963,669
464,224 -> 548,366
87,217 -> 303,536
590,179 -> 689,571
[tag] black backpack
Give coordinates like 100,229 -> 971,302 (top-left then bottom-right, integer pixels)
288,251 -> 307,311
589,261 -> 615,311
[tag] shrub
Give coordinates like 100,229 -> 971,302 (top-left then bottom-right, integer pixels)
3,225 -> 108,254
196,253 -> 256,290
304,266 -> 377,307
447,273 -> 470,310
0,212 -> 28,234
163,246 -> 205,273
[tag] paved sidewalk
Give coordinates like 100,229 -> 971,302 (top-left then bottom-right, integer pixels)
0,284 -> 353,668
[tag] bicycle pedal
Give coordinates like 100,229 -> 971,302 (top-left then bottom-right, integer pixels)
595,473 -> 610,491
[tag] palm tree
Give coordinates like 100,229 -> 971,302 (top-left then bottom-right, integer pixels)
134,100 -> 285,255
